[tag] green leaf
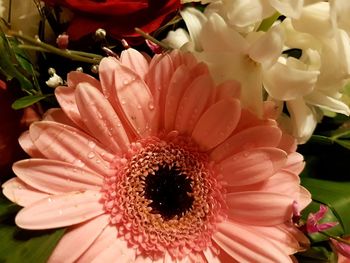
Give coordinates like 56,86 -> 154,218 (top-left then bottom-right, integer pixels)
295,245 -> 337,263
0,195 -> 65,263
302,178 -> 350,235
0,195 -> 21,222
12,94 -> 50,109
0,24 -> 34,93
334,139 -> 350,150
0,224 -> 65,263
8,37 -> 36,75
257,12 -> 280,32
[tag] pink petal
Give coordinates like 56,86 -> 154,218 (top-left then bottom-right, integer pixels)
99,57 -> 119,102
146,54 -> 177,131
298,186 -> 312,210
134,255 -> 163,263
175,75 -> 215,135
112,62 -> 157,137
314,205 -> 328,221
283,152 -> 305,174
306,205 -> 338,233
192,98 -> 241,151
48,214 -> 110,263
90,238 -> 136,263
145,53 -> 174,102
67,71 -> 102,91
331,238 -> 350,260
217,147 -> 287,186
226,191 -> 294,225
248,224 -> 307,254
15,190 -> 104,229
29,121 -> 114,176
18,131 -> 44,158
2,178 -> 49,207
164,65 -> 193,132
203,248 -> 222,263
120,48 -> 149,79
278,132 -> 298,153
75,83 -> 130,153
13,159 -> 103,194
225,169 -> 299,197
77,225 -> 118,262
234,109 -> 276,133
43,108 -> 78,128
55,86 -> 88,130
212,220 -> 293,263
210,125 -> 282,162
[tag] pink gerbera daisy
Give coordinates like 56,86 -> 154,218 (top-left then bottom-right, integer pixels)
3,49 -> 311,262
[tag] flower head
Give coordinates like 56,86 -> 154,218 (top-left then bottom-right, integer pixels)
306,204 -> 339,234
3,49 -> 311,262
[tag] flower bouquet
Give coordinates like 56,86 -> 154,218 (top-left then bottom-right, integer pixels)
1,0 -> 350,262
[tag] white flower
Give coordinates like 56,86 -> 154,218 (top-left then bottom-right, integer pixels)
203,0 -> 304,34
46,73 -> 63,88
264,2 -> 350,142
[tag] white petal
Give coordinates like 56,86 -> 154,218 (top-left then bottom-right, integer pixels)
181,7 -> 208,51
163,28 -> 192,49
286,98 -> 318,143
200,13 -> 247,53
269,0 -> 304,18
249,25 -> 285,68
292,2 -> 334,37
305,91 -> 350,115
263,58 -> 319,100
224,0 -> 274,28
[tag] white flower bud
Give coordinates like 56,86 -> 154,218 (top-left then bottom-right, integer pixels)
46,73 -> 63,88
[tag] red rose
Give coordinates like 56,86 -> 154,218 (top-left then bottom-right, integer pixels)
43,0 -> 181,41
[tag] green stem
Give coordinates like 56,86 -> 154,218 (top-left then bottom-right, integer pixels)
134,27 -> 172,51
18,44 -> 103,59
320,231 -> 350,246
9,31 -> 102,64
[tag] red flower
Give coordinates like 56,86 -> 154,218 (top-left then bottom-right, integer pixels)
43,0 -> 180,41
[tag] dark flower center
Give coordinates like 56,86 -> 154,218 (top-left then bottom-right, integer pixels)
144,166 -> 194,220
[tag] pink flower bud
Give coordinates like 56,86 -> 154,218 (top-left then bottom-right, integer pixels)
306,205 -> 338,233
146,39 -> 163,54
56,33 -> 69,49
331,238 -> 350,262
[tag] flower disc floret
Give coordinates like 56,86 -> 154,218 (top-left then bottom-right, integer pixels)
103,137 -> 225,258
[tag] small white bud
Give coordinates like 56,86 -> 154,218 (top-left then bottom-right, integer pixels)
46,73 -> 63,88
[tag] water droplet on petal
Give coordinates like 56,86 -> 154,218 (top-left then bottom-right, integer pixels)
121,100 -> 126,105
88,152 -> 95,159
75,159 -> 85,167
88,141 -> 96,149
148,102 -> 155,110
